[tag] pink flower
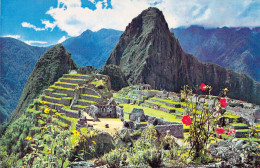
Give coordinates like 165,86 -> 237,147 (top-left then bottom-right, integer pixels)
182,115 -> 192,126
200,83 -> 206,91
220,98 -> 228,108
227,129 -> 237,135
216,127 -> 226,135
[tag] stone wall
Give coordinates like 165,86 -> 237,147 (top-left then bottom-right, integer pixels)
60,78 -> 87,85
55,83 -> 77,89
58,116 -> 72,125
114,97 -> 130,104
60,98 -> 72,106
80,94 -> 103,104
55,88 -> 74,97
60,108 -> 79,118
63,74 -> 91,80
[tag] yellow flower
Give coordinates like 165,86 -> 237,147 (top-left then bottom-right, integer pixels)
224,88 -> 229,92
25,136 -> 32,141
72,130 -> 80,136
92,141 -> 96,145
42,126 -> 48,129
52,115 -> 57,117
44,108 -> 50,114
56,112 -> 61,116
47,150 -> 51,154
248,127 -> 253,129
258,144 -> 260,148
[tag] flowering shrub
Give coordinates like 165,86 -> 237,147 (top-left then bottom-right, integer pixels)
220,98 -> 228,108
181,83 -> 229,163
216,127 -> 225,135
227,129 -> 237,135
200,83 -> 206,91
182,115 -> 192,126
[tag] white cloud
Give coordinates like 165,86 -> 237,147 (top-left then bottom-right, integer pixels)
21,22 -> 45,31
57,36 -> 67,43
38,0 -> 260,36
24,40 -> 48,45
41,20 -> 56,31
3,35 -> 21,39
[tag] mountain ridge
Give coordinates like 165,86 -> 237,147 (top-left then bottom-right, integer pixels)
171,25 -> 260,82
0,37 -> 46,122
11,44 -> 78,121
105,7 -> 260,104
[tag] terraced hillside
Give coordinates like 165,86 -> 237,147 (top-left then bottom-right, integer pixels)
24,75 -> 260,142
114,85 -> 260,141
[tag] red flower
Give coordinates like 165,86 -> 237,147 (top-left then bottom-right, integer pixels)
220,98 -> 228,108
216,127 -> 226,135
182,115 -> 192,126
227,129 -> 237,135
200,83 -> 206,91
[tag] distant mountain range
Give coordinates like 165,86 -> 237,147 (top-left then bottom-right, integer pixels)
171,26 -> 260,82
0,38 -> 46,122
62,29 -> 122,68
105,7 -> 260,104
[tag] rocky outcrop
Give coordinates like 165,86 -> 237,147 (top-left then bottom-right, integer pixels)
98,64 -> 128,91
105,7 -> 260,105
209,139 -> 260,167
12,44 -> 78,120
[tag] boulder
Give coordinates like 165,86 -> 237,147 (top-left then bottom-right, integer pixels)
155,124 -> 184,138
209,138 -> 260,167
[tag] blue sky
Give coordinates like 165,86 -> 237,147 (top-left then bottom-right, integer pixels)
1,0 -> 260,46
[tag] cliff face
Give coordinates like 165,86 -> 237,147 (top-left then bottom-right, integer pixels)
12,44 -> 78,120
106,7 -> 260,104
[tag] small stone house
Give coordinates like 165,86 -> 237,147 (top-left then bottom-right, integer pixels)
136,84 -> 152,90
88,98 -> 124,121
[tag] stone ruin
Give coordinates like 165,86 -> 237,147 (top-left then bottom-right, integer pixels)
124,108 -> 184,138
88,98 -> 124,121
136,84 -> 152,90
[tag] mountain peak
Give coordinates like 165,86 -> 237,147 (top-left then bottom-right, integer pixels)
12,44 -> 78,120
105,8 -> 260,104
124,7 -> 170,36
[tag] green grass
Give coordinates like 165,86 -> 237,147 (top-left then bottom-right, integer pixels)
145,100 -> 181,111
62,97 -> 72,99
52,118 -> 69,128
59,115 -> 77,131
230,123 -> 248,126
73,105 -> 88,108
55,81 -> 78,86
150,97 -> 185,105
222,112 -> 240,119
77,99 -> 97,104
60,77 -> 87,81
236,129 -> 252,132
45,88 -> 55,91
64,74 -> 89,77
52,92 -> 67,96
52,86 -> 74,91
120,103 -> 181,123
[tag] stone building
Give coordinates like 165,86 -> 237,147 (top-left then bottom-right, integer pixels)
88,98 -> 124,121
136,84 -> 152,90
